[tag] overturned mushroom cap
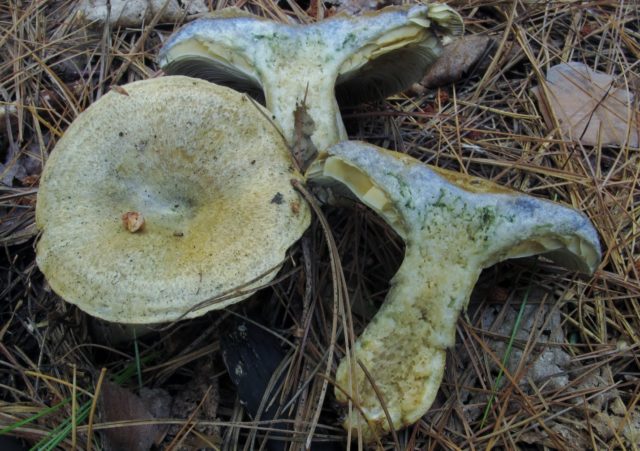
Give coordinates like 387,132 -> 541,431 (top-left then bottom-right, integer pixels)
309,141 -> 601,439
36,76 -> 310,324
158,4 -> 463,152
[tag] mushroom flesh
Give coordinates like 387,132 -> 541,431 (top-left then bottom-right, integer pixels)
36,76 -> 310,324
309,141 -> 601,439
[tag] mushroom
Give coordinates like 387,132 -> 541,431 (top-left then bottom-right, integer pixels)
158,4 -> 463,152
36,76 -> 310,324
308,141 -> 601,439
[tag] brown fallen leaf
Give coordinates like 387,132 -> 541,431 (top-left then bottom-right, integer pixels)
591,409 -> 640,445
100,382 -> 171,451
292,100 -> 317,173
169,356 -> 221,450
334,0 -> 391,15
76,0 -> 208,27
518,430 -> 549,446
549,422 -> 591,451
532,62 -> 639,147
421,35 -> 495,88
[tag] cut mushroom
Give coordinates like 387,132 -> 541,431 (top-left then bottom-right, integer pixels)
36,76 -> 310,324
308,141 -> 601,439
158,4 -> 463,152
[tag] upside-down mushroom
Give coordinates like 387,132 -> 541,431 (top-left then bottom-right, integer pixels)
36,76 -> 310,324
158,4 -> 463,152
309,141 -> 601,439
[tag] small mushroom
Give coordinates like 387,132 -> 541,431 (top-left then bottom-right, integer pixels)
36,76 -> 310,324
309,141 -> 601,439
158,4 -> 463,152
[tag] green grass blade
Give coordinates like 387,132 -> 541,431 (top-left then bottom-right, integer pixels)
0,397 -> 71,436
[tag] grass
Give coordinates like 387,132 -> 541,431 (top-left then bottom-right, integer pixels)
1,0 -> 639,449
1,360 -> 147,450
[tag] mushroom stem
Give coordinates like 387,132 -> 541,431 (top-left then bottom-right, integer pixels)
159,5 -> 462,152
337,245 -> 478,437
264,74 -> 346,151
310,141 -> 601,439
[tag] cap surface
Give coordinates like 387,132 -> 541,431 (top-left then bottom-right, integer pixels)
36,76 -> 310,323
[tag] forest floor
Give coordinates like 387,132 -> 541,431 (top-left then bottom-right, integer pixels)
1,0 -> 639,450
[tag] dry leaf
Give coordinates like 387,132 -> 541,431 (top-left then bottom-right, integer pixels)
533,62 -> 639,147
334,0 -> 390,15
517,422 -> 590,450
482,298 -> 571,389
292,101 -> 317,173
100,382 -> 170,451
421,35 -> 495,88
518,430 -> 549,445
76,0 -> 208,27
591,403 -> 640,446
623,409 -> 640,446
549,422 -> 591,450
169,357 -> 221,450
1,147 -> 42,188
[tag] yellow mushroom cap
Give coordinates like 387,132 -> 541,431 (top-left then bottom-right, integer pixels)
36,76 -> 310,324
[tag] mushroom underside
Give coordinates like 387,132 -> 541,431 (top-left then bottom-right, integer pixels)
159,4 -> 463,151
